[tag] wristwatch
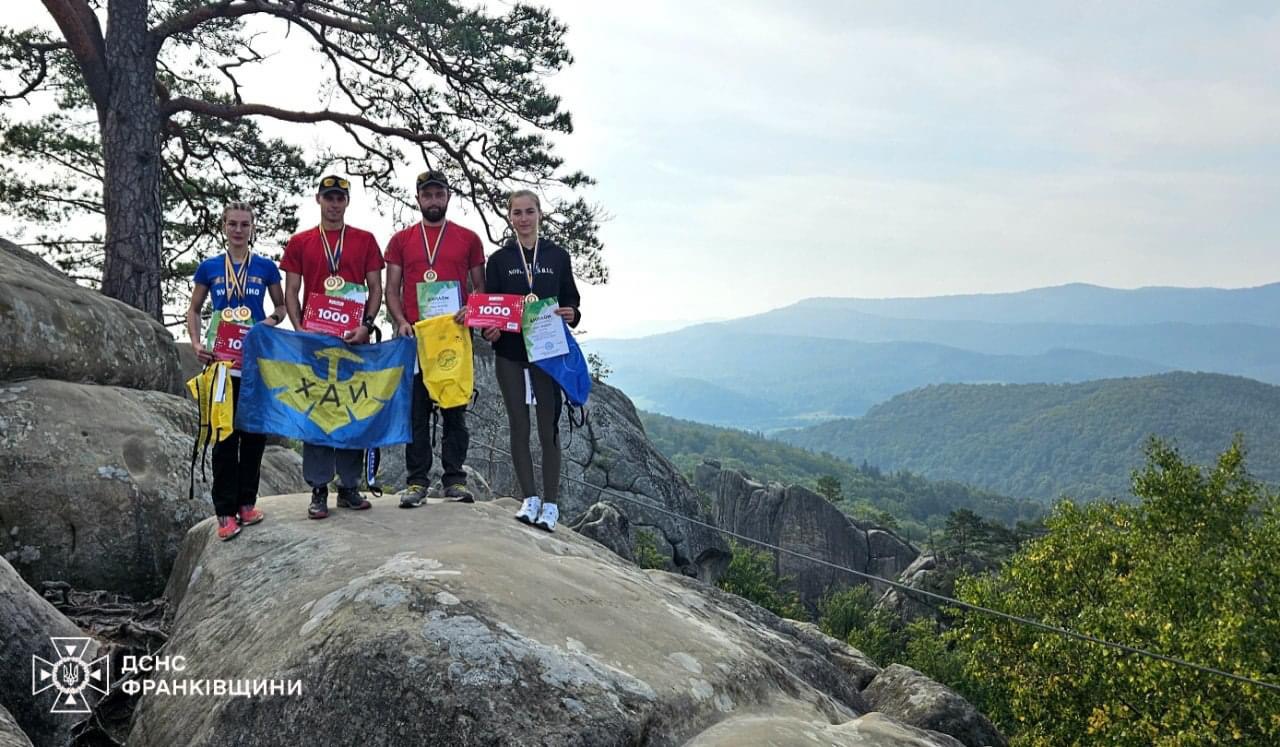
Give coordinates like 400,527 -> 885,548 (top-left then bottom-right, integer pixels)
362,316 -> 377,334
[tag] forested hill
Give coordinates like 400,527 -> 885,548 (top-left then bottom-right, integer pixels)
639,411 -> 1043,534
778,371 -> 1280,501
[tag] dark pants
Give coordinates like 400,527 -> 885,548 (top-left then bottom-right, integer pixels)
302,444 -> 364,489
405,373 -> 469,487
494,356 -> 561,502
211,376 -> 267,517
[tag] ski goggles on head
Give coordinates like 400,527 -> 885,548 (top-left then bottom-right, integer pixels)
317,175 -> 351,195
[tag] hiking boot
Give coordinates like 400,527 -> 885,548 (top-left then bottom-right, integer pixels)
443,484 -> 474,503
216,516 -> 242,541
514,496 -> 542,525
237,505 -> 264,526
398,484 -> 428,509
534,502 -> 559,533
337,487 -> 371,510
308,486 -> 329,520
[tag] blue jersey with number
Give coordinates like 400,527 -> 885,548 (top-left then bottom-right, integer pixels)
192,253 -> 281,322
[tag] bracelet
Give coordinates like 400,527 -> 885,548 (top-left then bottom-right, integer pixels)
362,316 -> 377,333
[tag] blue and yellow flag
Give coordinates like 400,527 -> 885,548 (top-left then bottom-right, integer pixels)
237,325 -> 415,448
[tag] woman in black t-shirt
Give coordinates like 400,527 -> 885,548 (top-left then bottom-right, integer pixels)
481,190 -> 580,531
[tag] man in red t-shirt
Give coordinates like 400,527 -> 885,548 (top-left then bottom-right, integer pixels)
280,174 -> 386,519
385,169 -> 485,507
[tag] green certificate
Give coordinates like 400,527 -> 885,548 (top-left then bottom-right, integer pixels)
327,281 -> 368,305
522,296 -> 569,362
416,280 -> 461,319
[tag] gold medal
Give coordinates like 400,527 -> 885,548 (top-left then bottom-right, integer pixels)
235,306 -> 252,322
516,235 -> 540,302
223,250 -> 253,315
318,224 -> 347,287
419,220 -> 446,287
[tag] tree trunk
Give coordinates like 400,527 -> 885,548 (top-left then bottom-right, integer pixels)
99,0 -> 163,320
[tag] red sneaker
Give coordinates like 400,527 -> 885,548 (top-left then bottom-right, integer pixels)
216,516 -> 242,541
237,505 -> 264,526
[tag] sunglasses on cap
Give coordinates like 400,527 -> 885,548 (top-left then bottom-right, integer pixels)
321,177 -> 350,190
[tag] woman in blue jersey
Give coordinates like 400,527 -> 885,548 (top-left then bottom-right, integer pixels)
185,202 -> 286,541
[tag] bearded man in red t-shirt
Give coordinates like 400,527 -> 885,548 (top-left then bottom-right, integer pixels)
279,175 -> 386,519
385,169 -> 486,507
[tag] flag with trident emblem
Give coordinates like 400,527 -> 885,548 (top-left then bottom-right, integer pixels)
237,325 -> 415,448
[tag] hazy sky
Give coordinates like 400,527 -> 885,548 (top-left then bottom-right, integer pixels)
7,2 -> 1280,337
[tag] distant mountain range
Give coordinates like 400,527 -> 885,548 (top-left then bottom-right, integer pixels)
778,372 -> 1280,502
584,282 -> 1280,431
794,282 -> 1280,326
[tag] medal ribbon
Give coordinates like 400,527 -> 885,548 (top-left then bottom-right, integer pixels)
318,224 -> 346,277
419,220 -> 447,274
516,235 -> 539,295
223,251 -> 252,304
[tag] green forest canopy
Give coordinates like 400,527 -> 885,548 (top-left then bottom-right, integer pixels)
780,372 -> 1280,502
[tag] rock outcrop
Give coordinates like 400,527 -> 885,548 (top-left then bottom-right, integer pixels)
0,379 -> 304,598
1,556 -> 97,747
687,711 -> 965,746
381,344 -> 731,580
0,242 -> 306,598
864,665 -> 1008,747
876,553 -> 998,626
0,238 -> 182,394
128,494 -> 989,747
695,462 -> 918,611
568,501 -> 635,562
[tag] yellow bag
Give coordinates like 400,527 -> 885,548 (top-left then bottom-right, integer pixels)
187,360 -> 235,447
186,361 -> 235,499
414,314 -> 474,409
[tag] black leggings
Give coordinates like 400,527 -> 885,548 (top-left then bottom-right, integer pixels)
211,376 -> 266,517
494,356 -> 561,503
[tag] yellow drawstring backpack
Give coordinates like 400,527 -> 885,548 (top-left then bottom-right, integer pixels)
186,360 -> 235,498
413,314 -> 474,409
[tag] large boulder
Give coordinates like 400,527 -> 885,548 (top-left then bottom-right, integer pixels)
0,379 -> 305,598
174,342 -> 202,384
1,555 -> 97,747
128,494 -> 995,746
696,462 -> 919,611
687,711 -> 965,747
789,621 -> 882,690
568,501 -> 635,562
876,554 -> 999,626
381,344 -> 731,580
864,665 -> 1008,747
0,238 -> 182,394
0,705 -> 33,747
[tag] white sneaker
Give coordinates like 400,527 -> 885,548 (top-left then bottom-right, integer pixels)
515,496 -> 542,525
535,503 -> 559,532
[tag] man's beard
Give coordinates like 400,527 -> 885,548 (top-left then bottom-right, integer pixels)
421,205 -> 447,222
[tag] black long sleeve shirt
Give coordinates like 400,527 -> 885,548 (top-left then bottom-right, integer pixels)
484,238 -> 581,363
